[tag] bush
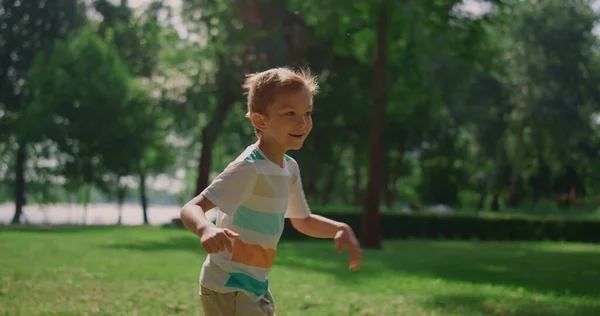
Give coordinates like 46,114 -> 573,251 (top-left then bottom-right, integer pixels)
281,212 -> 600,243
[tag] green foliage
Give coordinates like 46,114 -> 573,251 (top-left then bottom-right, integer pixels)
5,0 -> 600,227
24,25 -> 131,187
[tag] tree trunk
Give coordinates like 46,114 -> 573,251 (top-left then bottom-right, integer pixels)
477,139 -> 504,212
382,148 -> 389,208
353,144 -> 362,205
304,142 -> 319,200
507,132 -> 524,207
385,150 -> 403,209
117,179 -> 126,225
321,166 -> 337,205
81,184 -> 91,225
11,143 -> 26,224
140,173 -> 149,225
194,55 -> 237,196
321,145 -> 348,204
361,0 -> 388,249
195,126 -> 217,196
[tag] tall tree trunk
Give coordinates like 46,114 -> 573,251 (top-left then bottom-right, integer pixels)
321,165 -> 337,205
382,147 -> 389,208
477,139 -> 504,212
353,143 -> 362,205
194,55 -> 237,196
117,178 -> 126,225
305,145 -> 318,199
301,137 -> 319,200
81,184 -> 91,225
11,143 -> 26,224
384,136 -> 406,208
140,173 -> 149,225
361,0 -> 388,249
385,150 -> 403,208
321,145 -> 348,204
507,132 -> 524,207
195,126 -> 217,196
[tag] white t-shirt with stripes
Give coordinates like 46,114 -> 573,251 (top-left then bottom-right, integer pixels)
199,144 -> 311,301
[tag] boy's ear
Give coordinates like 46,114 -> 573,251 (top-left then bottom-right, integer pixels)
250,113 -> 267,132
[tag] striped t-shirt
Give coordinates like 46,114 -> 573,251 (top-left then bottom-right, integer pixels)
199,144 -> 311,301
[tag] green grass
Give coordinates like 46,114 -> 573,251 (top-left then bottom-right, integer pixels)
1,226 -> 600,316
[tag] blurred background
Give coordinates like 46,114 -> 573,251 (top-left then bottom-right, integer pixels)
2,0 -> 600,229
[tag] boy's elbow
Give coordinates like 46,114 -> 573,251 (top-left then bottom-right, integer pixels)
180,205 -> 191,226
290,217 -> 310,232
179,206 -> 187,220
180,201 -> 198,226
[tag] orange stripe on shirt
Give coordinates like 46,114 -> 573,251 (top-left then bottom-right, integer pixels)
231,239 -> 277,268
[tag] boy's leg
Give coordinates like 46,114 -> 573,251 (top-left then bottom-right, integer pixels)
200,285 -> 236,316
235,290 -> 276,316
200,286 -> 275,316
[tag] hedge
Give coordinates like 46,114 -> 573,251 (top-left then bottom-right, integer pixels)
280,212 -> 600,243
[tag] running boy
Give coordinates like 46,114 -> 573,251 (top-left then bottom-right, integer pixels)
180,67 -> 362,316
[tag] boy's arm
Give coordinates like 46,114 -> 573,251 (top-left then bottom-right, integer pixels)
285,160 -> 361,270
181,194 -> 240,253
180,160 -> 255,254
289,214 -> 347,238
290,216 -> 362,270
180,194 -> 217,238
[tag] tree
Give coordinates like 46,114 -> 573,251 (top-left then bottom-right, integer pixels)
24,25 -> 132,221
361,0 -> 389,249
91,0 -> 174,222
482,0 -> 600,206
1,0 -> 85,224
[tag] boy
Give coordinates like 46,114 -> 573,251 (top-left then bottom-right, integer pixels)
180,67 -> 362,316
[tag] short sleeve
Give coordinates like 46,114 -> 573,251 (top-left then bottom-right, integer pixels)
201,161 -> 257,216
285,160 -> 312,219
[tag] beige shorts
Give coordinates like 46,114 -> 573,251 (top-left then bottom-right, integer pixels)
200,285 -> 276,316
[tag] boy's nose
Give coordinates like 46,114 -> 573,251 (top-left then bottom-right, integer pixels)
296,117 -> 307,127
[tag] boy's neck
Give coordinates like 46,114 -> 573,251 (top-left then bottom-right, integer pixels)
255,139 -> 286,168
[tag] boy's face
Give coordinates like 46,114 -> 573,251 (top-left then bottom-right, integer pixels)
256,87 -> 313,151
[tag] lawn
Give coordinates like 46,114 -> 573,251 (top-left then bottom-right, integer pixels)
1,226 -> 599,316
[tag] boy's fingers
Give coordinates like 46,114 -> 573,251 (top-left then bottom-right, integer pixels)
214,240 -> 224,252
335,240 -> 343,254
222,235 -> 233,253
224,229 -> 240,239
348,247 -> 362,270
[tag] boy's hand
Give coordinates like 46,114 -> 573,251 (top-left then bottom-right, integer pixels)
334,224 -> 362,271
200,225 -> 240,254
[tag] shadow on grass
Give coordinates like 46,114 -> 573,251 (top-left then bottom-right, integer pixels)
428,293 -> 600,316
101,233 -> 378,284
103,235 -> 203,252
271,239 -> 600,297
99,229 -> 600,298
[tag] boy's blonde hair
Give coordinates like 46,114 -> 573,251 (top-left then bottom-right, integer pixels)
242,67 -> 319,121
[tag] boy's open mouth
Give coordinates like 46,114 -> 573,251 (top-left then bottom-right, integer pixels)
289,133 -> 304,138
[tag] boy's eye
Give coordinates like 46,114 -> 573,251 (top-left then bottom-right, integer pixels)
305,111 -> 312,116
285,112 -> 295,116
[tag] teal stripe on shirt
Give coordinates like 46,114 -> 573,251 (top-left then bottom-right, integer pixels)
233,205 -> 284,236
225,272 -> 269,297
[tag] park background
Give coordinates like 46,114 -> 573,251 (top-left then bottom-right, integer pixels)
2,0 -> 600,315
